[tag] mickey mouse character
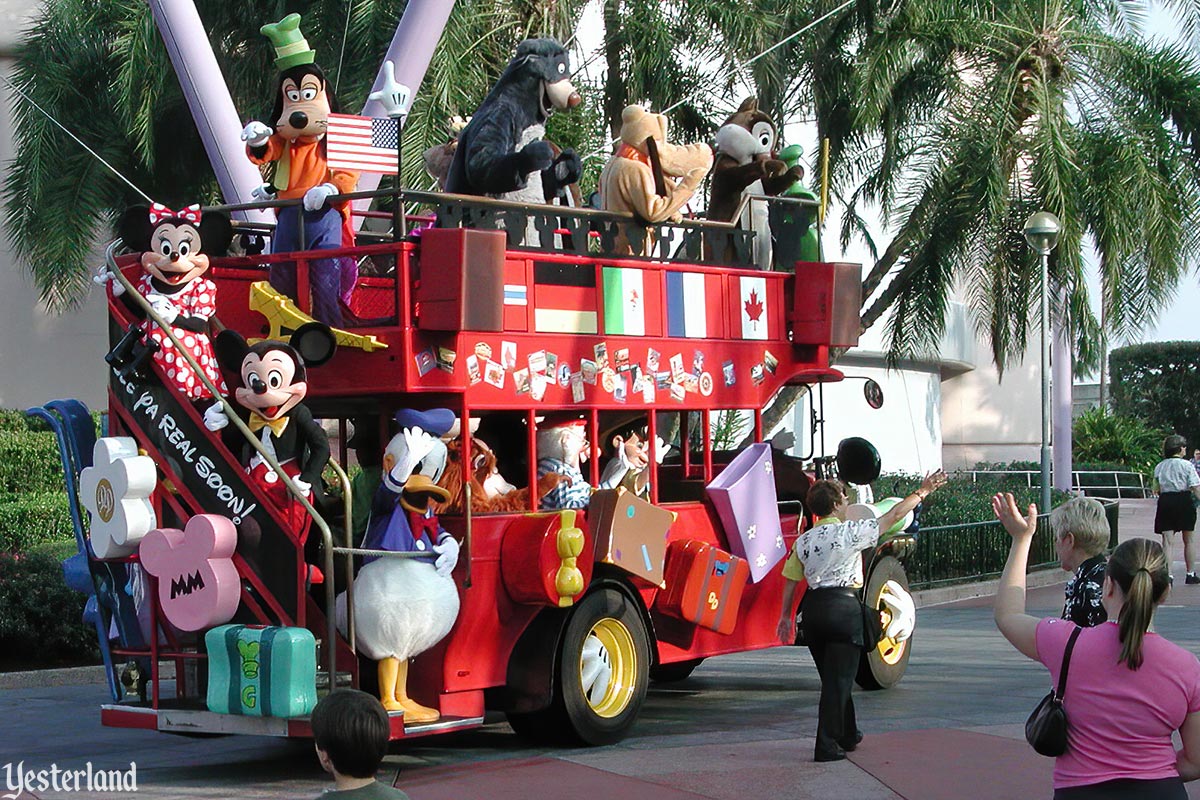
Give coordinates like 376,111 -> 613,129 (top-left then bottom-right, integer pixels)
241,13 -> 358,327
205,327 -> 336,534
108,203 -> 233,401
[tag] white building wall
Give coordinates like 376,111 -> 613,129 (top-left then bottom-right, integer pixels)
0,4 -> 109,413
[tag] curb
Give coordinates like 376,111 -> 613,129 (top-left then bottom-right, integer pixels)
914,567 -> 1066,608
0,661 -> 177,691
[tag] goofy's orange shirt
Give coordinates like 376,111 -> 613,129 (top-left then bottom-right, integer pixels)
248,135 -> 359,220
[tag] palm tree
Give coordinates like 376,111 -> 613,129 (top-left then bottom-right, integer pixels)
3,0 -> 597,309
755,0 -> 1200,434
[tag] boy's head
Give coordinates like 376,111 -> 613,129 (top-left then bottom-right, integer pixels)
310,689 -> 390,779
806,479 -> 847,518
1050,496 -> 1110,567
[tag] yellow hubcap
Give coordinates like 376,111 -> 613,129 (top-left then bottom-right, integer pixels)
579,618 -> 637,718
874,600 -> 907,665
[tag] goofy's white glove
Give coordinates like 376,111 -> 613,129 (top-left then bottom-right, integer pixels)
303,182 -> 338,212
250,183 -> 278,203
240,121 -> 273,147
432,533 -> 460,578
879,579 -> 916,642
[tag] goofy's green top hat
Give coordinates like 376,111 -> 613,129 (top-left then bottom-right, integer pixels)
261,13 -> 316,71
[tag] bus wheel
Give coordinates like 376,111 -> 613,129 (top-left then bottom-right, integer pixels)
650,658 -> 703,683
855,555 -> 912,690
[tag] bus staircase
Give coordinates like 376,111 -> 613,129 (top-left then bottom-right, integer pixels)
92,245 -> 366,733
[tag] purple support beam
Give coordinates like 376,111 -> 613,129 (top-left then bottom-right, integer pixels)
147,0 -> 269,223
1052,295 -> 1073,494
353,0 -> 457,225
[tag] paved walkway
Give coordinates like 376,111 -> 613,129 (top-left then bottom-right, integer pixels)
5,498 -> 1200,800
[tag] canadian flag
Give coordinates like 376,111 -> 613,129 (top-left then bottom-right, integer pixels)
739,276 -> 768,340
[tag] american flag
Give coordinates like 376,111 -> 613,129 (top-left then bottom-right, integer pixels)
326,114 -> 399,173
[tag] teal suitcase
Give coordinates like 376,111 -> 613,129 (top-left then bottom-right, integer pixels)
205,624 -> 318,718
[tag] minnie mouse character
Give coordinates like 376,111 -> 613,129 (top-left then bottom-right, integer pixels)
241,13 -> 359,327
205,327 -> 336,534
108,203 -> 233,401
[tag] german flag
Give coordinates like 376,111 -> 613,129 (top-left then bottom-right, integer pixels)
533,262 -> 598,334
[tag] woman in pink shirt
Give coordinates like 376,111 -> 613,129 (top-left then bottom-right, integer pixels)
993,492 -> 1200,798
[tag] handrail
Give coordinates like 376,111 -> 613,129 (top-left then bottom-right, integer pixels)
105,240 -> 349,685
963,469 -> 1148,498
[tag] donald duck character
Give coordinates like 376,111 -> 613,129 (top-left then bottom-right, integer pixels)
338,408 -> 461,723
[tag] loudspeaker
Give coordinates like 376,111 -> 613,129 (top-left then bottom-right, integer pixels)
836,436 -> 881,484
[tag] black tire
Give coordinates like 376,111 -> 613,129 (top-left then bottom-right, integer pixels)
509,587 -> 650,746
650,658 -> 703,683
856,555 -> 912,690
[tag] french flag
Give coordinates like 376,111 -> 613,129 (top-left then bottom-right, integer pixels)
666,271 -> 724,338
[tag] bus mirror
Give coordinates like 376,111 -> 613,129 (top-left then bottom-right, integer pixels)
864,379 -> 884,409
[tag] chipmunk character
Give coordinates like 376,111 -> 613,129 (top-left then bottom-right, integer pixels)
241,13 -> 358,327
708,97 -> 802,268
205,327 -> 336,536
108,204 -> 233,401
338,408 -> 461,723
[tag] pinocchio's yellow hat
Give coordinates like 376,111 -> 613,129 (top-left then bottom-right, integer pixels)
261,13 -> 316,71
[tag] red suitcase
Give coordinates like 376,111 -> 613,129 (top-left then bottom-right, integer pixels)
658,539 -> 750,634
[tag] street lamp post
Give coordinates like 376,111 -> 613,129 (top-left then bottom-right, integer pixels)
1024,211 -> 1062,513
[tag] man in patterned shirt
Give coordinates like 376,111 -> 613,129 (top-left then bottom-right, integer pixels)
776,471 -> 947,762
1052,496 -> 1111,627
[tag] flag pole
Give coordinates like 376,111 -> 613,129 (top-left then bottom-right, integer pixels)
395,119 -> 405,240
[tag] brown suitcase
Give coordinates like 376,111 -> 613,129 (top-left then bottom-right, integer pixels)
589,487 -> 675,587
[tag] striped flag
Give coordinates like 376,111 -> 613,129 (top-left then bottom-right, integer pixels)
326,114 -> 398,173
602,267 -> 645,336
666,272 -> 723,338
504,284 -> 528,306
533,262 -> 598,334
739,275 -> 769,340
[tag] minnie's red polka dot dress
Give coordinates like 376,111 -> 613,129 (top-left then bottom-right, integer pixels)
138,274 -> 228,400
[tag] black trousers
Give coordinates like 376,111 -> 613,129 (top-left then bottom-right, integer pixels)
1053,777 -> 1186,799
800,587 -> 864,758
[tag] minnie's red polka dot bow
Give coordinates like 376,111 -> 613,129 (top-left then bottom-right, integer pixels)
148,203 -> 202,225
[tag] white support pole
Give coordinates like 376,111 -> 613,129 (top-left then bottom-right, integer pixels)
1052,290 -> 1073,494
353,0 -> 457,226
146,0 -> 269,222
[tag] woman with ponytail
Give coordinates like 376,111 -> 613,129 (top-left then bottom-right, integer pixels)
993,492 -> 1200,799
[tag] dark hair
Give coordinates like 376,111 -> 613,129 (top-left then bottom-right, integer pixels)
1105,538 -> 1169,669
806,479 -> 845,517
1164,434 -> 1187,458
310,689 -> 390,778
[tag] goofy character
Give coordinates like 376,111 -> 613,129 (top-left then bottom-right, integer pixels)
241,13 -> 358,327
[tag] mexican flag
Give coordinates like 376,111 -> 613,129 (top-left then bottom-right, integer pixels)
602,267 -> 646,336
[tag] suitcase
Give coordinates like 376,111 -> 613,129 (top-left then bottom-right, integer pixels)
658,539 -> 750,634
205,624 -> 318,718
589,487 -> 676,586
706,443 -> 786,582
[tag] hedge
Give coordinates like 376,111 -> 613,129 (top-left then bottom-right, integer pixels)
0,491 -> 75,553
0,430 -> 64,494
869,472 -> 1070,529
1110,341 -> 1200,452
0,546 -> 98,667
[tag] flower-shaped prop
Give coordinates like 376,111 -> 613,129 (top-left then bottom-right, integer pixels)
139,514 -> 240,633
79,438 -> 157,559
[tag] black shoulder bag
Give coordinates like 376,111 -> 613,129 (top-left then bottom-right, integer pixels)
1025,625 -> 1082,757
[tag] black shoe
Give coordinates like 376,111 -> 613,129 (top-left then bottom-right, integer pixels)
1187,574 -> 1200,585
838,731 -> 864,752
814,748 -> 847,762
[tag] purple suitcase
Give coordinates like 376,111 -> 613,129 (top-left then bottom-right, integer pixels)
705,443 -> 785,582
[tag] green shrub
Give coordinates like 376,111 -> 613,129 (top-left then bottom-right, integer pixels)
0,549 -> 98,667
1072,407 -> 1165,477
869,472 -> 1069,528
0,409 -> 49,432
1110,342 -> 1200,451
0,430 -> 64,494
0,491 -> 75,553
